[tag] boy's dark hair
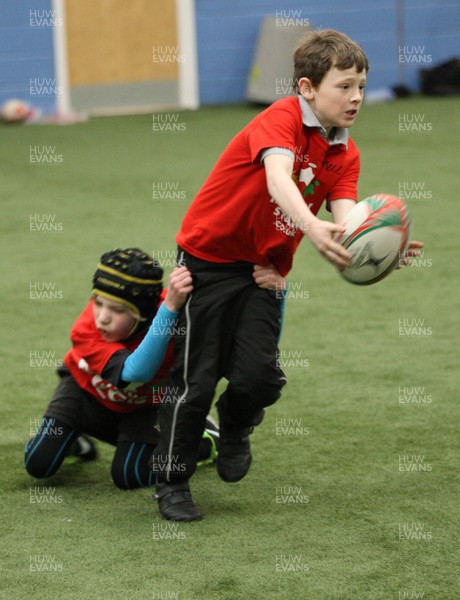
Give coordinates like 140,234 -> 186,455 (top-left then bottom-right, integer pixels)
292,29 -> 369,93
92,248 -> 163,323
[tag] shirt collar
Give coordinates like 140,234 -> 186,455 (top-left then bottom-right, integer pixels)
298,95 -> 349,147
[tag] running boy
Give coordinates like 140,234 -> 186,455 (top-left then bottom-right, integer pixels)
24,248 -> 219,489
152,29 -> 423,521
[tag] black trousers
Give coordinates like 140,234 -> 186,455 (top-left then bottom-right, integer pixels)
154,249 -> 286,484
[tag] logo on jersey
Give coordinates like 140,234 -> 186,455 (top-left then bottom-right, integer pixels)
295,162 -> 320,197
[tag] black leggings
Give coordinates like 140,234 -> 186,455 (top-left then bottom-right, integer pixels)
24,416 -> 213,489
24,417 -> 155,489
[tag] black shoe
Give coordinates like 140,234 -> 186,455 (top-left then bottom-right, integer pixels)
65,434 -> 97,464
216,425 -> 253,482
155,482 -> 202,522
216,400 -> 264,482
216,401 -> 252,482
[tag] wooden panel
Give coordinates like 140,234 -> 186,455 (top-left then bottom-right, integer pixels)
65,0 -> 178,86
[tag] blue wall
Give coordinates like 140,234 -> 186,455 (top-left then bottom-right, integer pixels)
0,1 -> 458,113
0,0 -> 56,113
196,0 -> 460,104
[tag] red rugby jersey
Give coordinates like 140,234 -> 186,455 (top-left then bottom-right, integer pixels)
63,291 -> 174,413
176,96 -> 360,276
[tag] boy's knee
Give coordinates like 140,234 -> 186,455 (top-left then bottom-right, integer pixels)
111,465 -> 131,490
230,369 -> 285,405
24,417 -> 78,480
111,442 -> 154,490
24,452 -> 54,479
111,457 -> 137,490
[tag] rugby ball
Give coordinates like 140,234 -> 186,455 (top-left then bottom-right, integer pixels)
337,194 -> 411,285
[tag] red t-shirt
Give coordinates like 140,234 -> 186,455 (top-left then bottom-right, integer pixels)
63,292 -> 174,413
176,96 -> 360,276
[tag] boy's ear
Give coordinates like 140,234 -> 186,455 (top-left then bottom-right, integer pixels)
298,77 -> 315,99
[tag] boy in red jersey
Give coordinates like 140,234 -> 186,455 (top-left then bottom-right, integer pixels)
24,248 -> 219,489
151,30 -> 423,521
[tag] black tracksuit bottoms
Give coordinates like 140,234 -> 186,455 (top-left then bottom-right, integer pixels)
153,248 -> 286,484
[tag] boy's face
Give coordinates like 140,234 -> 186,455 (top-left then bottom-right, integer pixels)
299,66 -> 367,134
92,295 -> 138,342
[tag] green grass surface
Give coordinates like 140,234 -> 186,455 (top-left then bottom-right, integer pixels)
1,97 -> 458,599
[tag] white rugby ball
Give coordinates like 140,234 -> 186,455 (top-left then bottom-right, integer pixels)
337,194 -> 411,285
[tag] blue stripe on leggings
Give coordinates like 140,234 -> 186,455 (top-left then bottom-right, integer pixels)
25,418 -> 54,468
134,444 -> 146,488
44,429 -> 77,478
123,443 -> 135,489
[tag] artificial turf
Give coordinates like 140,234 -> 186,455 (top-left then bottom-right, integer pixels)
1,96 -> 458,599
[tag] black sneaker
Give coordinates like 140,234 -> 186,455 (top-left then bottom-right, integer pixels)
65,434 -> 97,464
155,481 -> 202,522
216,402 -> 254,482
216,425 -> 253,482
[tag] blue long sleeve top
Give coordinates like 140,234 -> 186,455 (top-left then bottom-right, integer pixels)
121,303 -> 178,383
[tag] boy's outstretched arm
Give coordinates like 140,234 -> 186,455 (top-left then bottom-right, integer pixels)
264,154 -> 352,269
121,267 -> 193,383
